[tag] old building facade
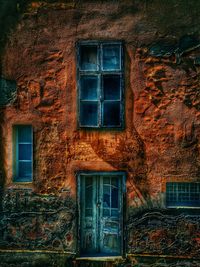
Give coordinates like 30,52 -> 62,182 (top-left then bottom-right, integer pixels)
0,1 -> 200,266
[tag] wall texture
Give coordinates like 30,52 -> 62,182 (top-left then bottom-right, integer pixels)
0,1 -> 200,266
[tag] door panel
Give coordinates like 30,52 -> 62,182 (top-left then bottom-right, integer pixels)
80,175 -> 97,254
100,176 -> 121,255
79,174 -> 124,256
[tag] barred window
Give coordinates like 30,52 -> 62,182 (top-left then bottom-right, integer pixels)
166,182 -> 200,207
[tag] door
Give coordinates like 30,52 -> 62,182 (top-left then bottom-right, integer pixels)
79,173 -> 124,256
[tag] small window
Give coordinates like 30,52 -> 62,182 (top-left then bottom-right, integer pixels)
77,41 -> 124,128
13,125 -> 33,182
166,182 -> 200,207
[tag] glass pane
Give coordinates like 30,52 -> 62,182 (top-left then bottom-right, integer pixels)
85,176 -> 93,187
111,209 -> 119,217
80,101 -> 98,126
103,176 -> 110,185
103,102 -> 121,126
111,187 -> 118,208
103,75 -> 120,100
103,185 -> 110,208
102,45 -> 120,70
111,177 -> 118,187
18,125 -> 32,143
85,184 -> 93,209
18,161 -> 32,179
80,46 -> 98,70
80,76 -> 98,100
18,144 -> 32,160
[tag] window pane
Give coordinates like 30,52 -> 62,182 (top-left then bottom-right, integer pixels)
18,125 -> 32,143
103,75 -> 121,100
103,176 -> 110,185
102,45 -> 120,70
111,187 -> 118,208
103,102 -> 121,126
85,178 -> 93,209
80,76 -> 98,100
18,161 -> 32,179
18,144 -> 32,160
111,209 -> 118,217
111,177 -> 118,187
103,185 -> 110,208
80,46 -> 98,70
80,101 -> 98,126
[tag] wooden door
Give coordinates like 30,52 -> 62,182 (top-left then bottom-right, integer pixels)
79,173 -> 124,256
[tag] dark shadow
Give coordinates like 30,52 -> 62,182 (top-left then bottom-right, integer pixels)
0,0 -> 32,210
0,109 -> 5,211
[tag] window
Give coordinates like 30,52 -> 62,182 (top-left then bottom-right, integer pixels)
13,125 -> 33,182
166,182 -> 200,207
77,41 -> 124,128
78,172 -> 125,256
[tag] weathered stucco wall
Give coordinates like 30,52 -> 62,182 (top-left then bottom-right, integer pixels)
0,0 -> 200,266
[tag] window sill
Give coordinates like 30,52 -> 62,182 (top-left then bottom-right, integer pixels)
75,256 -> 123,261
167,206 -> 200,209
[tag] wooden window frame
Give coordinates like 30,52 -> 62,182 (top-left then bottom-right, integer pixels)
77,40 -> 124,129
13,125 -> 33,183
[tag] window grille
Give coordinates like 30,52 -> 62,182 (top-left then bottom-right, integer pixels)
166,182 -> 200,207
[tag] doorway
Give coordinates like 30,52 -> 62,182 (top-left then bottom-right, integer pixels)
78,172 -> 125,256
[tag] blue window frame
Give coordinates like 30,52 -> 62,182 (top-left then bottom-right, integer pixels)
13,125 -> 33,182
166,182 -> 200,207
77,41 -> 124,128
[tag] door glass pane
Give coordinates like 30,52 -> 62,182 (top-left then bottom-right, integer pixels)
80,76 -> 98,100
103,176 -> 110,185
80,46 -> 98,70
111,209 -> 118,217
18,125 -> 32,143
18,144 -> 32,160
103,102 -> 121,126
85,176 -> 93,209
80,101 -> 98,126
18,161 -> 32,178
111,187 -> 118,208
111,177 -> 118,186
102,45 -> 120,70
103,185 -> 110,208
103,75 -> 121,100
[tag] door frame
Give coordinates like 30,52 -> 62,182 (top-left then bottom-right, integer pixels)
77,171 -> 126,257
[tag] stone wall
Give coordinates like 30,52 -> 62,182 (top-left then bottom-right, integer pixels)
0,188 -> 76,252
0,1 -> 200,266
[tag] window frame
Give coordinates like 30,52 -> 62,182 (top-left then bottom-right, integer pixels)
13,125 -> 33,183
166,182 -> 200,208
77,40 -> 124,129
